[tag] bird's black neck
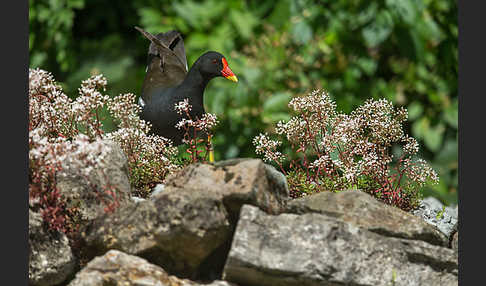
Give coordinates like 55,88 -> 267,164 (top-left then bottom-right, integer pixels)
182,63 -> 211,91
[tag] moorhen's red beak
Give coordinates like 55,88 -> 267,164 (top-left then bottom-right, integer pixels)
221,58 -> 238,82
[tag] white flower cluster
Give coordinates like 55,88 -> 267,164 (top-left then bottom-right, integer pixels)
107,93 -> 150,132
174,99 -> 219,132
402,135 -> 419,155
253,133 -> 284,162
403,158 -> 440,187
332,114 -> 360,146
73,74 -> 110,138
29,68 -> 62,98
29,68 -> 182,195
29,68 -> 113,140
175,118 -> 194,130
276,116 -> 310,144
29,68 -> 77,139
62,134 -> 113,178
254,89 -> 439,189
174,98 -> 191,115
105,127 -> 179,178
288,90 -> 336,115
198,113 -> 219,130
309,154 -> 332,170
80,74 -> 107,91
29,129 -> 113,179
352,98 -> 407,146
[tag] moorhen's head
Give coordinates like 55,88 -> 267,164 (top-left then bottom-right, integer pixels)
197,51 -> 238,82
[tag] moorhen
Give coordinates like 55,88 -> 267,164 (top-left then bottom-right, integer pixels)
136,27 -> 238,148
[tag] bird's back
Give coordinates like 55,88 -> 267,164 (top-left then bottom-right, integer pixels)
139,29 -> 188,104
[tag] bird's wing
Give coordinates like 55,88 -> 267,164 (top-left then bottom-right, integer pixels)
159,30 -> 188,72
136,27 -> 188,103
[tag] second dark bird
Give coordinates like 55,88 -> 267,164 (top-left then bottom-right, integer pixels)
136,27 -> 238,146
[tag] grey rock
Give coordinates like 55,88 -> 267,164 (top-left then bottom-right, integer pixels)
131,196 -> 146,203
82,188 -> 231,279
169,158 -> 290,217
56,140 -> 132,222
150,183 -> 166,198
82,158 -> 289,279
67,249 -> 237,286
287,190 -> 448,246
412,197 -> 459,238
263,163 -> 290,201
29,210 -> 76,286
452,231 -> 459,253
223,205 -> 458,286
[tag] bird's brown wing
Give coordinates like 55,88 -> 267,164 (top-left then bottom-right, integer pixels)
136,27 -> 188,104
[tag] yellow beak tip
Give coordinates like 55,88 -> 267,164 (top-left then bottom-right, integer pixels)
226,75 -> 238,82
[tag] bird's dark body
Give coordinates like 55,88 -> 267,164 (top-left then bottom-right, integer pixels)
136,27 -> 236,146
140,81 -> 206,145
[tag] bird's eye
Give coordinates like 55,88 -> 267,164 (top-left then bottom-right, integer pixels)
212,59 -> 218,64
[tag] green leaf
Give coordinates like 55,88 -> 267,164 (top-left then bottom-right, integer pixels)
173,0 -> 227,30
423,123 -> 445,152
362,10 -> 394,47
418,14 -> 444,43
241,66 -> 261,86
411,117 -> 429,140
268,0 -> 291,28
67,0 -> 84,9
356,57 -> 377,76
215,24 -> 235,53
355,2 -> 378,26
386,0 -> 417,25
407,101 -> 423,120
443,99 -> 458,129
230,10 -> 257,39
435,139 -> 458,168
292,20 -> 312,44
263,92 -> 292,113
138,8 -> 164,29
261,92 -> 292,124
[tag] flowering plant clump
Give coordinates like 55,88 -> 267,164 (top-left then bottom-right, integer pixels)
105,93 -> 179,196
254,90 -> 439,211
175,98 -> 219,163
29,69 -> 117,236
28,68 -> 181,236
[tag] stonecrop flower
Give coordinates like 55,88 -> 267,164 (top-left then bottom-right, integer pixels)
107,93 -> 150,132
253,133 -> 284,163
253,89 -> 439,209
197,113 -> 219,130
29,68 -> 182,198
175,98 -> 191,115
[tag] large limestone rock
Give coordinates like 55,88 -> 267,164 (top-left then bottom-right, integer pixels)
82,187 -> 232,279
82,158 -> 289,279
29,209 -> 76,286
223,204 -> 458,286
56,140 -> 132,222
68,250 -> 236,286
166,158 -> 289,219
287,190 -> 448,246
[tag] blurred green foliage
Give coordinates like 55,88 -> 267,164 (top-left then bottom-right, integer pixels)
29,0 -> 457,205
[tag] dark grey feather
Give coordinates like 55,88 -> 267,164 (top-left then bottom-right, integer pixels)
136,27 -> 188,104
